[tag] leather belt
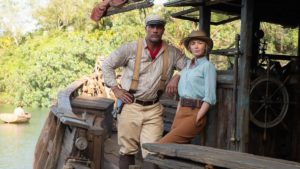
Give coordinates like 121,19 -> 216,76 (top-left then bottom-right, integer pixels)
180,98 -> 203,108
134,98 -> 159,106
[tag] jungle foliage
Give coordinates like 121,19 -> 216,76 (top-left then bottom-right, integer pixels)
0,1 -> 298,107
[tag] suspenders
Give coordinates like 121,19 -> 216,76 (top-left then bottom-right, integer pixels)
129,39 -> 169,97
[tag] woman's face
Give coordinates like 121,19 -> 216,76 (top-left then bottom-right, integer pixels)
189,39 -> 206,57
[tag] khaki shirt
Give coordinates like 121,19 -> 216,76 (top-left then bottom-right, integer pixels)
102,38 -> 187,100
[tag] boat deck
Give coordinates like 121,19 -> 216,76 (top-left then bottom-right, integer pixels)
103,133 -> 119,169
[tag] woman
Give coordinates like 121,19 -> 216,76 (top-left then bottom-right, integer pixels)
159,30 -> 217,144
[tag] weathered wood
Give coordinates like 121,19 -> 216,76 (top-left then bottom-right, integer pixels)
236,0 -> 254,152
199,5 -> 210,38
57,125 -> 77,168
57,77 -> 86,115
211,48 -> 239,57
211,16 -> 240,25
44,121 -> 66,169
146,155 -> 205,169
91,116 -> 105,168
34,112 -> 57,169
229,34 -> 240,150
217,71 -> 233,84
298,26 -> 300,56
63,159 -> 90,169
143,143 -> 300,169
129,165 -> 141,169
59,115 -> 89,129
106,1 -> 153,16
34,70 -> 115,169
71,95 -> 114,111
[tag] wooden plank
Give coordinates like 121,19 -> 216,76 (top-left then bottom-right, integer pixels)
44,121 -> 66,169
145,155 -> 205,169
56,126 -> 77,168
59,115 -> 89,129
217,71 -> 233,84
143,144 -> 300,169
33,112 -> 57,169
71,95 -> 114,111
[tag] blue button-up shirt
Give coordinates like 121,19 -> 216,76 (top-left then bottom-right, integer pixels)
178,57 -> 217,105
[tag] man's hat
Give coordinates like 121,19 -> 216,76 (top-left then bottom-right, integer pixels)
145,14 -> 166,26
182,30 -> 214,52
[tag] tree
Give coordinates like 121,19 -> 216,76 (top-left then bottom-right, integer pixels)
33,0 -> 98,31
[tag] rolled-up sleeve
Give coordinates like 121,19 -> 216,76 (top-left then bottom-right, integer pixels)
203,63 -> 217,105
172,47 -> 189,71
102,43 -> 131,87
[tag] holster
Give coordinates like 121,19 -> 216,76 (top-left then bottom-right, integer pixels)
112,91 -> 134,118
112,99 -> 124,119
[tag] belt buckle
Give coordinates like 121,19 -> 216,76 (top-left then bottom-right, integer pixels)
182,99 -> 196,109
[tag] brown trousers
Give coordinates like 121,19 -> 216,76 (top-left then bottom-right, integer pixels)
159,106 -> 206,144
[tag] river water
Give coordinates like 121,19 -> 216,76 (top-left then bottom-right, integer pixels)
0,104 -> 49,169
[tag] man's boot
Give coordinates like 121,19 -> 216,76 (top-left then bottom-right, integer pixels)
119,154 -> 135,169
141,161 -> 159,169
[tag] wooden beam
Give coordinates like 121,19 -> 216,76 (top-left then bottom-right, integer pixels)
210,16 -> 240,25
164,0 -> 235,7
105,1 -> 153,16
172,15 -> 198,23
236,0 -> 254,152
210,48 -> 239,56
164,0 -> 205,7
146,155 -> 205,169
143,143 -> 300,169
298,26 -> 300,56
170,7 -> 199,17
199,6 -> 211,33
263,54 -> 300,61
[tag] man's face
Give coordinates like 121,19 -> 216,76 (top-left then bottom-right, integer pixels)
145,24 -> 165,43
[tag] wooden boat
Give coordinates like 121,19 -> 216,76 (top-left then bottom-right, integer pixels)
32,68 -> 171,169
33,0 -> 300,167
33,65 -> 300,169
0,112 -> 31,123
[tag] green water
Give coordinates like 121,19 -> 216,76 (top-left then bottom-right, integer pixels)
0,104 -> 49,169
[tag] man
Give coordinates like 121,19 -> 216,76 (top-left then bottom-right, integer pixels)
14,104 -> 26,117
102,14 -> 187,169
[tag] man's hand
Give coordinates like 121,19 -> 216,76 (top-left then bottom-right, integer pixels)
165,74 -> 180,96
111,86 -> 134,104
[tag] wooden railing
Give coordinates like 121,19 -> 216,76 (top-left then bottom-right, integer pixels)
34,72 -> 115,169
143,143 -> 300,169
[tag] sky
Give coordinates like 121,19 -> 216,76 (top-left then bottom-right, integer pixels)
0,0 -> 168,35
0,0 -> 49,35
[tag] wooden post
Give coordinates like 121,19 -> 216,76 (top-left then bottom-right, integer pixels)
298,26 -> 300,56
197,5 -> 217,147
236,0 -> 254,152
199,6 -> 211,35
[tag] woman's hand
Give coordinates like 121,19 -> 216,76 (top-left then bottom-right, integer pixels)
111,86 -> 134,104
196,102 -> 210,123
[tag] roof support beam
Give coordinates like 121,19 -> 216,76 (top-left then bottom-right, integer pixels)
236,0 -> 254,153
210,16 -> 240,25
